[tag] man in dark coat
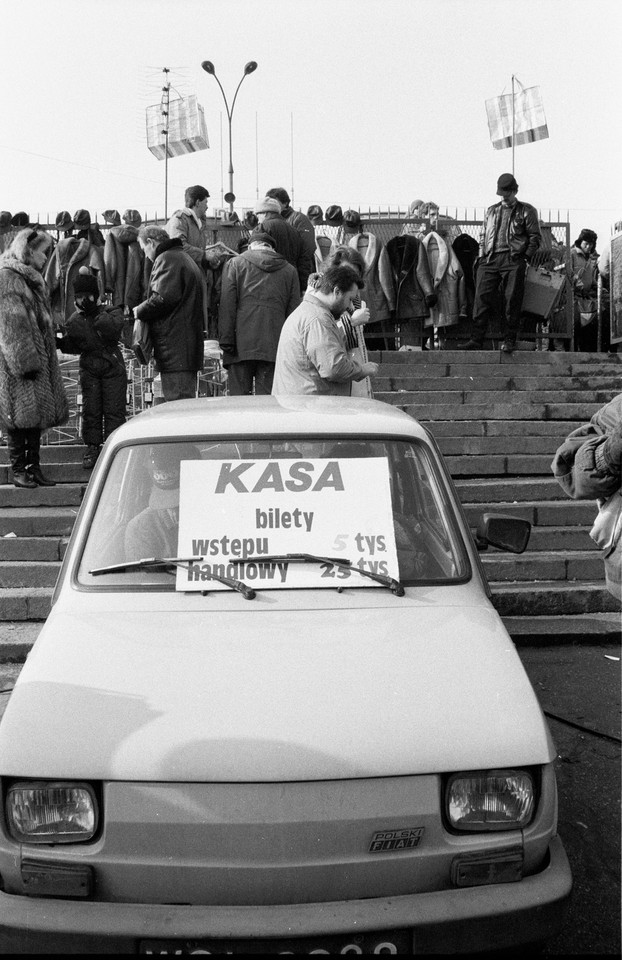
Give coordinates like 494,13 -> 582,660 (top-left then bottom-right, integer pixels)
218,228 -> 300,395
266,187 -> 315,281
464,173 -> 541,352
255,197 -> 309,295
134,226 -> 205,402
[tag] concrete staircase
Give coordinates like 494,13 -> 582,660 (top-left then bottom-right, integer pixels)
370,348 -> 622,643
0,348 -> 620,664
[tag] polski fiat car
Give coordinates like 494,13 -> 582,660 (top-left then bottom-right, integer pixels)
0,396 -> 571,954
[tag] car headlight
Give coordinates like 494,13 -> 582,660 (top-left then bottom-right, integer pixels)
446,770 -> 534,831
5,781 -> 98,844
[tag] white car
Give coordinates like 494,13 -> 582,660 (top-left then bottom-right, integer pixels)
0,395 -> 571,954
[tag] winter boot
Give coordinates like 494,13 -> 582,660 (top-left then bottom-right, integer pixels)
25,428 -> 56,486
7,430 -> 37,488
82,445 -> 100,470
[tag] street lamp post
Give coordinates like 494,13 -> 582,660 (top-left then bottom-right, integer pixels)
201,60 -> 258,213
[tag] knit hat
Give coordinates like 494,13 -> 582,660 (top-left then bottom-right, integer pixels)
244,210 -> 259,229
123,209 -> 142,227
73,209 -> 91,229
55,211 -> 74,231
0,211 -> 12,233
248,227 -> 276,249
307,204 -> 323,224
255,197 -> 282,215
496,173 -> 518,195
103,209 -> 121,226
343,209 -> 361,232
11,212 -> 30,228
73,266 -> 100,299
325,205 -> 343,226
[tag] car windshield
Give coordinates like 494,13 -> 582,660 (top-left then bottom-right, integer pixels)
76,437 -> 469,590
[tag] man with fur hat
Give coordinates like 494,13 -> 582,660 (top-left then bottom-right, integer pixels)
56,266 -> 127,469
218,227 -> 300,396
463,173 -> 541,352
255,196 -> 308,294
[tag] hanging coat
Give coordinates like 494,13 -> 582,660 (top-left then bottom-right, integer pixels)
385,234 -> 434,322
103,225 -> 145,310
45,237 -> 105,323
421,232 -> 467,329
347,232 -> 394,323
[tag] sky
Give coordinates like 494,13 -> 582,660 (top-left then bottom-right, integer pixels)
2,0 -> 620,246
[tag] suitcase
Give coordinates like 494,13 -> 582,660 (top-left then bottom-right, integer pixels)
521,264 -> 565,319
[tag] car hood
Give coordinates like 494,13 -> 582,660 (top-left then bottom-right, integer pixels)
0,602 -> 554,781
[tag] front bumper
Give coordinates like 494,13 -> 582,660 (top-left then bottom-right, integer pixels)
0,836 -> 571,954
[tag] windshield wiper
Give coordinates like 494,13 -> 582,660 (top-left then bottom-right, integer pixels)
237,553 -> 405,596
89,556 -> 256,600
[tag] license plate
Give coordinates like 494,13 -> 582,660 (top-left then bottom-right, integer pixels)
140,928 -> 412,954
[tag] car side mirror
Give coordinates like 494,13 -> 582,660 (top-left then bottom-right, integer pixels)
474,514 -> 531,554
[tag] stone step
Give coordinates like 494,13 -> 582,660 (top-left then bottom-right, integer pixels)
0,536 -> 67,561
0,588 -> 53,621
490,581 -> 620,616
0,444 -> 87,465
455,477 -> 573,502
502,613 -> 621,643
398,401 -> 605,421
438,436 -> 561,456
426,419 -> 584,438
0,561 -> 60,589
492,526 -> 599,552
376,389 -> 617,406
0,483 -> 84,509
481,550 -> 605,582
373,375 -> 622,392
0,506 -> 79,537
0,463 -> 92,485
368,349 -> 622,368
446,454 -> 555,477
0,622 -> 43,662
462,499 -> 598,527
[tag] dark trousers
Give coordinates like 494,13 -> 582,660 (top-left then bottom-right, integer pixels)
160,370 -> 197,402
80,360 -> 127,447
471,252 -> 526,343
227,360 -> 275,396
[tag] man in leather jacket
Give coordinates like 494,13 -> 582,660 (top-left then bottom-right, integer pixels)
463,173 -> 541,352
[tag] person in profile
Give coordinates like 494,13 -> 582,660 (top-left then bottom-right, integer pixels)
125,443 -> 202,559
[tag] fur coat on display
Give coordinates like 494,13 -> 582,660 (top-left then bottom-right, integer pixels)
421,232 -> 467,329
314,234 -> 337,274
103,225 -> 145,309
347,232 -> 395,323
0,254 -> 69,431
45,237 -> 106,322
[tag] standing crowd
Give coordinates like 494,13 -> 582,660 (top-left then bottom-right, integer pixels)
0,174 -> 617,489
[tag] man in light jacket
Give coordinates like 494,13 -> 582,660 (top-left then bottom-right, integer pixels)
218,228 -> 301,395
272,263 -> 379,396
166,185 -> 211,269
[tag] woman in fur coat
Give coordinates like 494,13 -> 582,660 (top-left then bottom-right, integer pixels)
0,229 -> 69,487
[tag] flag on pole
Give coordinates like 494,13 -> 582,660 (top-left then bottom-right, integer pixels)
485,85 -> 549,150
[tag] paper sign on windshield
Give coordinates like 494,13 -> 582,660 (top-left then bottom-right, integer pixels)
176,458 -> 399,590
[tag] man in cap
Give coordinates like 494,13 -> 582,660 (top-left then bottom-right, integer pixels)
166,185 -> 211,269
272,262 -> 379,396
463,173 -> 541,352
134,225 -> 206,402
218,227 -> 300,396
266,186 -> 315,270
255,196 -> 309,295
